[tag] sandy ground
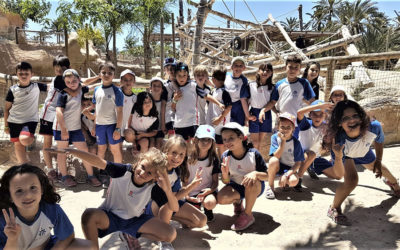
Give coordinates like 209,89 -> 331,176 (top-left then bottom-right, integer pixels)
1,145 -> 399,250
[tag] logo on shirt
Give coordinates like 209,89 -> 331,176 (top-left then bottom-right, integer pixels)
128,190 -> 134,197
258,89 -> 263,93
288,148 -> 292,154
237,165 -> 242,169
292,90 -> 298,98
38,227 -> 46,236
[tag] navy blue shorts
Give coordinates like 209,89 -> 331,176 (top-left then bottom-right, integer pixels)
53,129 -> 85,143
155,130 -> 165,138
8,121 -> 37,142
166,121 -> 174,131
39,119 -> 54,136
98,210 -> 153,238
249,108 -> 272,133
278,163 -> 292,176
230,101 -> 245,126
175,126 -> 197,140
149,184 -> 186,209
96,124 -> 123,145
312,157 -> 333,175
352,149 -> 376,165
227,181 -> 265,200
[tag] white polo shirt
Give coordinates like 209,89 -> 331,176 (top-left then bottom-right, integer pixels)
269,133 -> 305,167
248,81 -> 273,109
92,84 -> 124,125
187,156 -> 220,196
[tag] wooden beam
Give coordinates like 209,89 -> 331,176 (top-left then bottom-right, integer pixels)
175,28 -> 218,53
268,14 -> 308,60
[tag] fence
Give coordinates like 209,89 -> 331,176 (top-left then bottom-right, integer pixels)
15,28 -> 65,46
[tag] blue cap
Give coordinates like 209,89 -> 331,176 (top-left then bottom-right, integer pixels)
63,69 -> 80,79
164,57 -> 176,67
311,100 -> 324,112
195,125 -> 215,140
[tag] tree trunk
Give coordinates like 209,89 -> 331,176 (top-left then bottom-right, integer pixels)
192,0 -> 210,66
143,26 -> 152,79
113,24 -> 117,68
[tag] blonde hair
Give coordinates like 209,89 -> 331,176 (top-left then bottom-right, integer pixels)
136,148 -> 168,174
162,135 -> 189,182
193,65 -> 209,77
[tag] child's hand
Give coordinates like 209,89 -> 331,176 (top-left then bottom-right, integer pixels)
157,170 -> 171,192
320,102 -> 334,111
2,208 -> 21,241
279,173 -> 289,188
4,126 -> 10,134
247,115 -> 257,122
161,124 -> 167,134
259,110 -> 265,123
173,90 -> 183,102
331,138 -> 344,157
218,103 -> 225,111
61,129 -> 69,141
186,196 -> 201,203
91,128 -> 96,137
113,129 -> 121,140
241,171 -> 257,187
373,159 -> 383,178
45,147 -> 69,154
196,188 -> 212,202
277,132 -> 286,140
221,156 -> 230,176
191,168 -> 203,187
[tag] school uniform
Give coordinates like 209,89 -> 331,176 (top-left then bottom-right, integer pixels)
332,120 -> 384,165
222,148 -> 267,199
0,202 -> 74,250
52,86 -> 88,143
187,157 -> 220,197
92,84 -> 124,145
81,111 -> 96,146
195,84 -> 211,125
6,82 -> 47,142
129,111 -> 159,139
154,92 -> 168,138
298,116 -> 332,175
121,92 -> 137,137
39,76 -> 66,135
206,86 -> 232,144
174,81 -> 206,140
269,133 -> 305,175
97,162 -> 154,238
164,80 -> 176,131
247,81 -> 273,133
271,78 -> 315,138
224,73 -> 249,126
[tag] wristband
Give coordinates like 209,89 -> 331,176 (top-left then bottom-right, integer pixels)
222,177 -> 230,183
115,128 -> 121,133
4,126 -> 9,129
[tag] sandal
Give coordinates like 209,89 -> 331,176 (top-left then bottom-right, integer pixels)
327,206 -> 350,226
383,178 -> 400,198
265,187 -> 276,200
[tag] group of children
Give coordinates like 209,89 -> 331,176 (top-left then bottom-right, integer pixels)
1,54 -> 400,249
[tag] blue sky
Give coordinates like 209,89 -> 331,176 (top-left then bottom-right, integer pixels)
28,0 -> 400,51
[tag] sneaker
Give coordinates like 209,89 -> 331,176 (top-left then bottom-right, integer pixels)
233,200 -> 244,215
119,232 -> 141,250
88,175 -> 102,187
383,178 -> 400,198
265,187 -> 275,199
61,175 -> 77,187
204,209 -> 215,222
158,241 -> 174,250
75,167 -> 88,184
307,167 -> 319,180
327,206 -> 350,226
231,212 -> 255,231
293,178 -> 303,192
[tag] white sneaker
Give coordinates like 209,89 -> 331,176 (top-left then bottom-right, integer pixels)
158,241 -> 174,250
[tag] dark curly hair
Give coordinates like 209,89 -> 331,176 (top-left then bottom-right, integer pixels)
256,63 -> 274,90
133,91 -> 158,118
323,100 -> 370,150
0,164 -> 61,209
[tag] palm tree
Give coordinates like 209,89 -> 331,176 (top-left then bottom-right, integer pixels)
281,17 -> 299,32
308,0 -> 342,31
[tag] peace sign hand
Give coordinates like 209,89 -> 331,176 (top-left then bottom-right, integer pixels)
191,168 -> 203,187
2,208 -> 21,241
221,156 -> 230,176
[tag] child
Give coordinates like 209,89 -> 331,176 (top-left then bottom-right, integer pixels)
266,113 -> 304,199
46,147 -> 178,249
39,55 -> 70,180
53,69 -> 101,187
295,100 -> 334,189
186,125 -> 220,222
0,164 -> 92,249
329,85 -> 354,105
81,96 -> 97,156
206,66 -> 232,158
261,54 -> 315,137
325,100 -> 400,225
125,92 -> 159,153
4,62 -> 48,164
119,69 -> 137,139
302,61 -> 321,100
163,58 -> 177,137
147,135 -> 207,229
149,77 -> 167,149
92,62 -> 123,189
224,57 -> 252,126
217,122 -> 268,231
193,65 -> 225,125
247,63 -> 274,161
171,62 -> 202,140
